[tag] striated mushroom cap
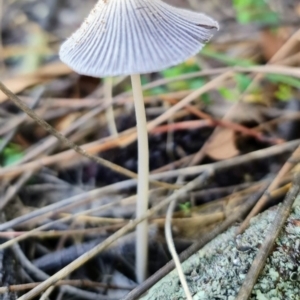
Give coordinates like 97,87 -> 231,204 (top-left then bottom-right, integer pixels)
59,0 -> 219,77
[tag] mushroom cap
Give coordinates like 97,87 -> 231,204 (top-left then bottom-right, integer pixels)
60,0 -> 219,77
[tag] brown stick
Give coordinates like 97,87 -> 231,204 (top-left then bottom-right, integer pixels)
238,145 -> 300,234
235,173 -> 300,300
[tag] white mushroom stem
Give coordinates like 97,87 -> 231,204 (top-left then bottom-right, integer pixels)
104,77 -> 118,137
59,0 -> 218,286
131,73 -> 149,283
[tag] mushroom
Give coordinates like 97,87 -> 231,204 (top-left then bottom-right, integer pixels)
59,0 -> 218,283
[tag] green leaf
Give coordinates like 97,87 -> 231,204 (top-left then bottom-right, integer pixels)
232,0 -> 279,25
144,86 -> 168,96
2,142 -> 24,166
4,152 -> 24,166
201,49 -> 254,67
234,74 -> 253,92
267,74 -> 300,89
179,202 -> 191,215
275,85 -> 292,102
188,78 -> 206,90
219,87 -> 238,102
201,93 -> 211,105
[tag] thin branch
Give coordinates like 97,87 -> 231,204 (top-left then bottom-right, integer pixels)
0,80 -> 175,190
235,173 -> 300,300
0,171 -> 33,210
0,179 -> 135,233
238,145 -> 300,234
0,139 -> 299,235
17,171 -> 212,300
12,243 -> 116,300
120,65 -> 300,97
0,280 -> 133,294
39,286 -> 55,300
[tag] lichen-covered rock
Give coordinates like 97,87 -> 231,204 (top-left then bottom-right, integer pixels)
140,197 -> 300,300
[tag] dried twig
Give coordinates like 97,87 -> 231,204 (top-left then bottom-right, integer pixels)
121,65 -> 300,96
0,139 -> 298,235
238,145 -> 300,233
0,171 -> 32,210
163,170 -> 212,300
0,80 -> 175,190
12,243 -> 114,300
0,280 -> 133,294
235,173 -> 300,300
180,104 -> 283,145
17,171 -> 212,300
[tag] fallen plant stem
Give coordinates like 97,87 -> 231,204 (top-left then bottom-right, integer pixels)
240,29 -> 300,104
0,171 -> 33,210
189,30 -> 300,167
0,280 -> 133,294
17,171 -> 213,300
147,72 -> 233,132
0,190 -> 161,249
165,194 -> 193,300
12,243 -> 113,300
0,180 -> 140,247
18,103 -> 105,165
149,140 -> 300,181
40,286 -> 55,300
0,139 -> 299,236
150,119 -> 213,134
269,29 -> 300,63
0,80 -> 175,190
2,81 -> 300,182
164,170 -> 210,300
0,81 -> 131,177
181,104 -> 283,145
238,145 -> 300,234
119,65 -> 300,97
235,173 -> 300,300
0,224 -> 126,239
0,182 -> 130,227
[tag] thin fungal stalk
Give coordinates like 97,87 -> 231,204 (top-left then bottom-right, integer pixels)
131,74 -> 149,283
58,0 -> 219,286
104,77 -> 118,137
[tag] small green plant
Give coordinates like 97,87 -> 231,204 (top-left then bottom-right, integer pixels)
267,74 -> 300,101
218,74 -> 256,102
267,74 -> 300,89
219,87 -> 239,102
275,85 -> 293,101
179,202 -> 191,216
1,142 -> 23,166
141,61 -> 212,104
232,0 -> 279,25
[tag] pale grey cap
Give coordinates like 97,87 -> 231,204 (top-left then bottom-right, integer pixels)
59,0 -> 219,77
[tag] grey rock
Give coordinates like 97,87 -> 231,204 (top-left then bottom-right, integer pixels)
140,197 -> 300,299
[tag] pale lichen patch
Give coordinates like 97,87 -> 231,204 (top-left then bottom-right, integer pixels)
140,201 -> 300,299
